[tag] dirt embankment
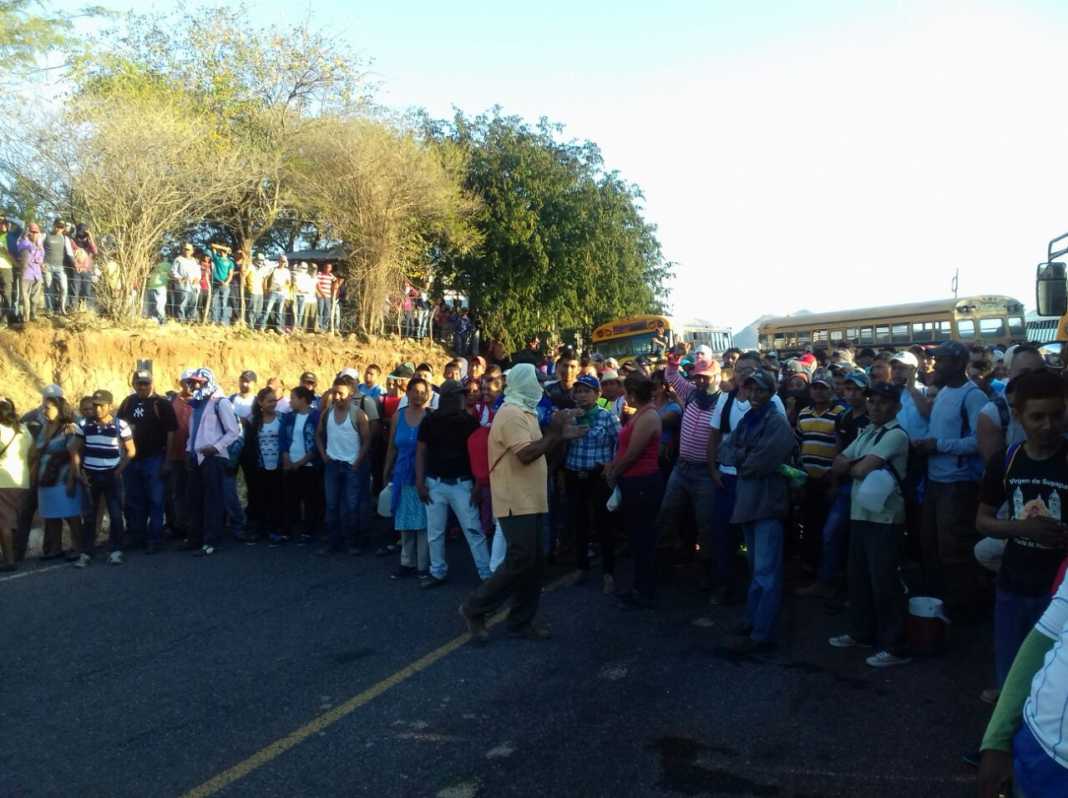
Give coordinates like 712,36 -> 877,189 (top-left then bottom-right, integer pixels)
0,319 -> 449,411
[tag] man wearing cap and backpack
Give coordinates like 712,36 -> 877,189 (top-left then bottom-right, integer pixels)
912,340 -> 990,614
827,381 -> 912,668
117,370 -> 178,554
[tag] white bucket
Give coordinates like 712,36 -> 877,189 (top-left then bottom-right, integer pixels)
908,596 -> 951,623
907,596 -> 950,655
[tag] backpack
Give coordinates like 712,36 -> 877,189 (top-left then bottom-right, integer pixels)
212,398 -> 245,469
957,385 -> 983,468
991,394 -> 1011,433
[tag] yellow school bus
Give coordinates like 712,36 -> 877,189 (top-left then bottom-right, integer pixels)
758,295 -> 1026,353
591,315 -> 676,361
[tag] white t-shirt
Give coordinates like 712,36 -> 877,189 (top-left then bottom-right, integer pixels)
172,255 -> 201,284
979,400 -> 1025,449
231,393 -> 256,421
326,409 -> 360,464
295,271 -> 317,297
259,417 -> 281,470
709,392 -> 786,476
289,412 -> 309,464
1024,575 -> 1068,768
269,268 -> 292,293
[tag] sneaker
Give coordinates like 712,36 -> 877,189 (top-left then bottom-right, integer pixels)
193,545 -> 215,557
73,553 -> 91,568
828,634 -> 873,649
602,574 -> 616,595
108,551 -> 124,566
419,575 -> 448,590
865,651 -> 911,668
390,565 -> 417,581
458,604 -> 489,644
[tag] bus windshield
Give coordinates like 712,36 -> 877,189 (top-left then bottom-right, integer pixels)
596,332 -> 656,359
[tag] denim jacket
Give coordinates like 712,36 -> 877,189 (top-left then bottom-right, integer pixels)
278,409 -> 321,468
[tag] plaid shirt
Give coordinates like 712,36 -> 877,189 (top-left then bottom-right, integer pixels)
565,406 -> 621,471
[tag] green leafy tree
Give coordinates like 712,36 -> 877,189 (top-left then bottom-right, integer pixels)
427,110 -> 673,350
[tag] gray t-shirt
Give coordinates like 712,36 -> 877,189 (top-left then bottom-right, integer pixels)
42,233 -> 66,269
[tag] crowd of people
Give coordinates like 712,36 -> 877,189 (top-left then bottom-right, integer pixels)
0,218 -> 486,344
0,333 -> 1065,794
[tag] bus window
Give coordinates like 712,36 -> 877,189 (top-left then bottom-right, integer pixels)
813,329 -> 828,344
957,320 -> 976,340
774,333 -> 784,350
1008,316 -> 1025,339
979,318 -> 1005,340
846,328 -> 859,341
912,322 -> 931,342
859,327 -> 873,344
830,329 -> 843,342
875,325 -> 890,344
937,320 -> 952,338
891,323 -> 909,344
798,330 -> 811,345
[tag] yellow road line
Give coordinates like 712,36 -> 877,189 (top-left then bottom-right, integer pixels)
181,573 -> 572,798
0,562 -> 69,584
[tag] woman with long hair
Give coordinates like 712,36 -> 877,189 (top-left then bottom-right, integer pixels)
604,374 -> 663,608
244,386 -> 285,544
32,396 -> 86,565
384,377 -> 431,579
0,397 -> 33,570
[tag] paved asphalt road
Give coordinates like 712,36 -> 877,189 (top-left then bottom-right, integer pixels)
3,528 -> 990,798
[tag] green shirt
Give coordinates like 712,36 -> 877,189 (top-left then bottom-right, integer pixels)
147,260 -> 171,290
211,252 -> 234,283
842,421 -> 909,525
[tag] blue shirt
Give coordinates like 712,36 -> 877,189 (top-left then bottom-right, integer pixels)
927,381 -> 988,483
358,384 -> 383,399
895,384 -> 929,441
565,406 -> 621,471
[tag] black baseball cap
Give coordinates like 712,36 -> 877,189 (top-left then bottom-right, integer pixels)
133,369 -> 152,384
300,371 -> 317,383
866,382 -> 902,401
240,370 -> 257,382
91,389 -> 114,405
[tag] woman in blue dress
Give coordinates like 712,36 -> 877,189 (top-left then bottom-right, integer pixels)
384,377 -> 431,580
31,396 -> 86,565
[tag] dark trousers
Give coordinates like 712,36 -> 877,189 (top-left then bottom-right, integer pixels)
800,475 -> 833,573
563,468 -> 615,574
464,512 -> 546,630
994,588 -> 1050,687
284,466 -> 322,538
248,467 -> 285,535
655,460 -> 715,562
186,455 -> 226,546
848,521 -> 906,654
166,459 -> 189,537
123,453 -> 166,545
0,267 -> 13,323
920,480 -> 981,608
14,488 -> 39,560
710,473 -> 739,586
82,469 -> 125,553
621,472 -> 664,599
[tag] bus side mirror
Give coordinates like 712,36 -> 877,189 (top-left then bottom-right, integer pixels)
1036,262 -> 1068,317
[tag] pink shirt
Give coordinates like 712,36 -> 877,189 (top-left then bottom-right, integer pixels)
665,365 -> 714,464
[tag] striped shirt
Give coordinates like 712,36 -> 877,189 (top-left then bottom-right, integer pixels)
665,365 -> 718,464
797,404 -> 845,477
317,272 -> 336,297
76,418 -> 132,471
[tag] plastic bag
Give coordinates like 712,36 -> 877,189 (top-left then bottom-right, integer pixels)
856,468 -> 896,513
606,485 -> 622,512
377,484 -> 393,517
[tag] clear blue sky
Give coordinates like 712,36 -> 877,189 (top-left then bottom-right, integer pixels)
56,0 -> 1068,329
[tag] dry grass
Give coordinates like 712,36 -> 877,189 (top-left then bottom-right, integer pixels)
0,315 -> 449,413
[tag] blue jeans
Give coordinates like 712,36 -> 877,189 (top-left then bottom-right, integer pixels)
710,472 -> 739,585
1014,722 -> 1068,798
70,271 -> 93,310
82,469 -> 125,553
262,292 -> 286,330
323,459 -> 365,550
317,297 -> 332,331
44,266 -> 67,314
246,293 -> 263,327
210,282 -> 231,325
294,294 -> 308,329
223,467 -> 245,537
656,459 -> 715,566
621,472 -> 664,599
818,483 -> 852,583
426,476 -> 491,580
994,588 -> 1051,687
149,286 -> 167,323
743,518 -> 784,642
123,454 -> 166,545
175,287 -> 196,321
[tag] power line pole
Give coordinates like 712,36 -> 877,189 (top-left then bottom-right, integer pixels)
951,268 -> 959,299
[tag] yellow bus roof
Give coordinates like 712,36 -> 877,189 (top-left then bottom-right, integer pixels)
592,315 -> 671,342
758,295 -> 1023,333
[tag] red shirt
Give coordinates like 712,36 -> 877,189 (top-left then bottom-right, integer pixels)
616,406 -> 660,478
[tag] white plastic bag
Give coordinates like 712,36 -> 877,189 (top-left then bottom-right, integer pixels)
606,485 -> 622,512
856,469 -> 896,513
377,484 -> 393,518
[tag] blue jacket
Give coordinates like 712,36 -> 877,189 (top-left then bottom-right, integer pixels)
278,409 -> 322,468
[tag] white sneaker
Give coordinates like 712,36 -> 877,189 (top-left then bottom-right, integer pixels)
828,634 -> 871,649
108,551 -> 124,566
866,650 -> 911,668
73,553 -> 91,568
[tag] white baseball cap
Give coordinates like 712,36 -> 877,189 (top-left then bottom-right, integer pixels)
890,351 -> 918,368
40,383 -> 63,399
